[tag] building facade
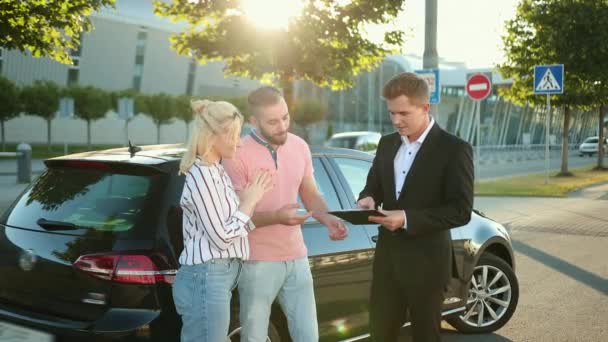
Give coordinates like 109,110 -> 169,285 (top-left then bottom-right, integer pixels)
1,0 -> 604,147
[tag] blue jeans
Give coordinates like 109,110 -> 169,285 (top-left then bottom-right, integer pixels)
238,257 -> 318,342
172,259 -> 242,342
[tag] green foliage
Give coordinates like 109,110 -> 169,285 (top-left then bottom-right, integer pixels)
498,0 -> 608,108
291,99 -> 327,127
174,94 -> 193,124
20,80 -> 61,120
65,85 -> 111,146
154,0 -> 405,91
0,76 -> 20,122
138,93 -> 176,126
0,76 -> 20,150
498,0 -> 608,174
215,96 -> 249,120
0,0 -> 115,64
19,80 -> 61,150
326,122 -> 334,140
65,85 -> 111,123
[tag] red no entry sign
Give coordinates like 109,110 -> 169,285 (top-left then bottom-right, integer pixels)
466,73 -> 492,101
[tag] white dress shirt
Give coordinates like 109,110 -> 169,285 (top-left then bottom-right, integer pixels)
393,118 -> 435,229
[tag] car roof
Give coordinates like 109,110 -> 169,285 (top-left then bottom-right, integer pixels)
46,144 -> 187,166
329,131 -> 381,139
47,144 -> 374,167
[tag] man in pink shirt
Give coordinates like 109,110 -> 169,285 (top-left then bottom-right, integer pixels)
224,86 -> 348,342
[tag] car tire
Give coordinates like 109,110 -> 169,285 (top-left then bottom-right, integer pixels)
446,253 -> 519,334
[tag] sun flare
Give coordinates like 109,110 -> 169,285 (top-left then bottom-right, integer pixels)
241,0 -> 304,30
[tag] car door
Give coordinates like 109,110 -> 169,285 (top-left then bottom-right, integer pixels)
328,155 -> 468,313
301,157 -> 375,341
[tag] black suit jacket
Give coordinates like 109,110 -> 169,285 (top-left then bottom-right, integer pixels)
359,123 -> 474,285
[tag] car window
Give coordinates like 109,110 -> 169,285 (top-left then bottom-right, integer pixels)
333,157 -> 372,200
298,158 -> 341,213
584,138 -> 599,144
3,166 -> 162,234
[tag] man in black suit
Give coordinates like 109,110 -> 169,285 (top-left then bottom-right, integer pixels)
358,72 -> 474,342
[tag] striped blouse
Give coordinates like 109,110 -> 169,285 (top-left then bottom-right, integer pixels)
178,158 -> 255,265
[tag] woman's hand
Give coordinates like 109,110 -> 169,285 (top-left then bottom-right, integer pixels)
238,170 -> 273,215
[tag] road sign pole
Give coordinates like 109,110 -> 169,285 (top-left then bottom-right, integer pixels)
465,72 -> 492,183
534,64 -> 563,184
545,94 -> 551,184
476,101 -> 481,182
125,120 -> 129,146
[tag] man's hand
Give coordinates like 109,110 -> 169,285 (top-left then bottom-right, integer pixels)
316,213 -> 348,240
276,203 -> 312,226
368,209 -> 405,232
357,196 -> 376,209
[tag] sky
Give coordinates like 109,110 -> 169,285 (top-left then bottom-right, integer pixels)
399,0 -> 520,68
120,0 -> 521,69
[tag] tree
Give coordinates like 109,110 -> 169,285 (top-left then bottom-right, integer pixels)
20,81 -> 61,151
66,85 -> 111,148
587,85 -> 607,170
222,96 -> 249,121
597,105 -> 607,170
0,76 -> 20,151
174,94 -> 193,140
138,93 -> 176,144
0,0 -> 115,64
498,0 -> 607,176
155,0 -> 405,110
291,99 -> 328,142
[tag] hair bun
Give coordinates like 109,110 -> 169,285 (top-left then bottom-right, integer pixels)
191,99 -> 211,115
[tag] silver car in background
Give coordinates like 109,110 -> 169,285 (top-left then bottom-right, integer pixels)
578,136 -> 607,156
326,131 -> 381,152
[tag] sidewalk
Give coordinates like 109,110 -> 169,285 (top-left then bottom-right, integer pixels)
0,175 -> 29,215
475,196 -> 608,237
569,181 -> 608,200
0,159 -> 46,176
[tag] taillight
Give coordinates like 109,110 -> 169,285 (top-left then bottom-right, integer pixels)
74,254 -> 176,284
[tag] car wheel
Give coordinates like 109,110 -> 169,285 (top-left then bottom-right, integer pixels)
228,319 -> 283,342
446,253 -> 519,334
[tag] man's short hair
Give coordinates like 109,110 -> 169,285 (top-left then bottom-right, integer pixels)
382,72 -> 429,104
248,86 -> 283,116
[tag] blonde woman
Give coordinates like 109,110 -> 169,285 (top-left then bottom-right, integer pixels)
173,99 -> 272,342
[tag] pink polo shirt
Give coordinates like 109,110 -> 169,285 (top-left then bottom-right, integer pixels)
223,132 -> 313,261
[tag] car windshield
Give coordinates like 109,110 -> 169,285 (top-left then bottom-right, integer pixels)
584,138 -> 599,144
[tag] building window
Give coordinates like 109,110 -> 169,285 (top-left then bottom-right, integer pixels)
67,68 -> 79,86
66,44 -> 81,86
133,28 -> 148,91
186,58 -> 197,95
133,75 -> 142,91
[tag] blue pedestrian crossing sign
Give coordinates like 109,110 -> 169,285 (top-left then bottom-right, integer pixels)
534,64 -> 564,94
415,69 -> 440,104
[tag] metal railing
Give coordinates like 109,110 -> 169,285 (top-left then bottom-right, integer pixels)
0,144 -> 32,183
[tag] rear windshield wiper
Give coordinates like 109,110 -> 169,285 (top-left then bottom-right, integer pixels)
37,218 -> 79,231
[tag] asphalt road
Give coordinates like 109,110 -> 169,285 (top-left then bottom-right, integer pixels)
393,195 -> 608,342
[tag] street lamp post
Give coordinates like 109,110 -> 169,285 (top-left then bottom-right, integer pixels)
423,0 -> 438,117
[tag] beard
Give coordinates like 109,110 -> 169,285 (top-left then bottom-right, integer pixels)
258,127 -> 288,146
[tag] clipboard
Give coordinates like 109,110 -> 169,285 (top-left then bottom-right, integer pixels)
328,209 -> 386,225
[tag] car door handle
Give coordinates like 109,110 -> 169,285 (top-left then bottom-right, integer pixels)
371,235 -> 378,243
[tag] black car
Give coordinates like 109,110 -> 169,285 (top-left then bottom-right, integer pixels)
0,145 -> 518,342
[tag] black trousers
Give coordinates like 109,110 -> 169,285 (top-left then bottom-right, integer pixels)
369,236 -> 446,342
